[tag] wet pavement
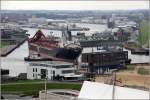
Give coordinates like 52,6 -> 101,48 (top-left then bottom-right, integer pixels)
1,94 -> 34,100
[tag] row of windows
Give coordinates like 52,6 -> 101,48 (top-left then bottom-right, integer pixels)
30,63 -> 50,67
82,53 -> 128,62
33,68 -> 55,75
39,47 -> 56,56
53,65 -> 73,69
30,63 -> 73,69
33,68 -> 37,72
61,70 -> 74,74
33,68 -> 74,75
29,45 -> 38,51
33,73 -> 38,78
33,73 -> 54,80
49,70 -> 55,75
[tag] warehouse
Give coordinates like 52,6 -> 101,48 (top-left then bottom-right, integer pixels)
81,51 -> 130,74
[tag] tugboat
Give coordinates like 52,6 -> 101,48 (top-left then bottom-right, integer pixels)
24,28 -> 82,62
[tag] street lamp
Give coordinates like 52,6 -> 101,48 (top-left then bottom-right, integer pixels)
38,69 -> 48,100
44,69 -> 48,100
111,69 -> 118,100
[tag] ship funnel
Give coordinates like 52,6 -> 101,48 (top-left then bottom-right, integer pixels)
62,25 -> 72,41
67,31 -> 72,41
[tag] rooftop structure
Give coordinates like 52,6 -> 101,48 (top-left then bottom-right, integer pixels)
78,81 -> 149,100
29,61 -> 73,67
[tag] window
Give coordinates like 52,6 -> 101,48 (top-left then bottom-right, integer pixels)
53,65 -> 72,69
62,70 -> 73,74
36,68 -> 37,72
53,71 -> 55,75
33,74 -> 34,77
29,45 -> 38,51
87,55 -> 88,62
33,68 -> 34,72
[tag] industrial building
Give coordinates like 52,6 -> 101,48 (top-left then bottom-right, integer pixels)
81,51 -> 129,74
79,34 -> 131,74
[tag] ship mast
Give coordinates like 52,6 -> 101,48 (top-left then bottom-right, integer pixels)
61,26 -> 67,46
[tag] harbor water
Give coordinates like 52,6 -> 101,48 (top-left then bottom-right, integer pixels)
1,23 -> 149,76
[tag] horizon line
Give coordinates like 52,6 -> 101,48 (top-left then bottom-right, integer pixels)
1,9 -> 149,11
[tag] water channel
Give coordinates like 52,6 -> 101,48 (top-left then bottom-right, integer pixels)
1,23 -> 149,76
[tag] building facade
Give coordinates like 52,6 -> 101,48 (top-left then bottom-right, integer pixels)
81,51 -> 129,74
27,61 -> 82,80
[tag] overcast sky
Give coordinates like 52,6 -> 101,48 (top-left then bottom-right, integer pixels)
1,1 -> 149,10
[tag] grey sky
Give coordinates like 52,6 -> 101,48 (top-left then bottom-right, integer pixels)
1,1 -> 149,10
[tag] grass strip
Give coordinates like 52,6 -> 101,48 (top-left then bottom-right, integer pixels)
137,68 -> 149,75
1,83 -> 82,96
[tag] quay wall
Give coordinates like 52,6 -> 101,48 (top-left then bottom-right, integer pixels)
1,38 -> 27,57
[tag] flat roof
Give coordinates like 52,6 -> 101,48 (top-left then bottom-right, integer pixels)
64,74 -> 83,78
82,51 -> 127,54
29,61 -> 73,66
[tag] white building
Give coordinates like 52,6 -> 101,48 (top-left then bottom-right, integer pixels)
78,81 -> 149,100
27,61 -> 83,80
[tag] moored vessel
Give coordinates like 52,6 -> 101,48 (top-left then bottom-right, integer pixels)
25,29 -> 82,62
